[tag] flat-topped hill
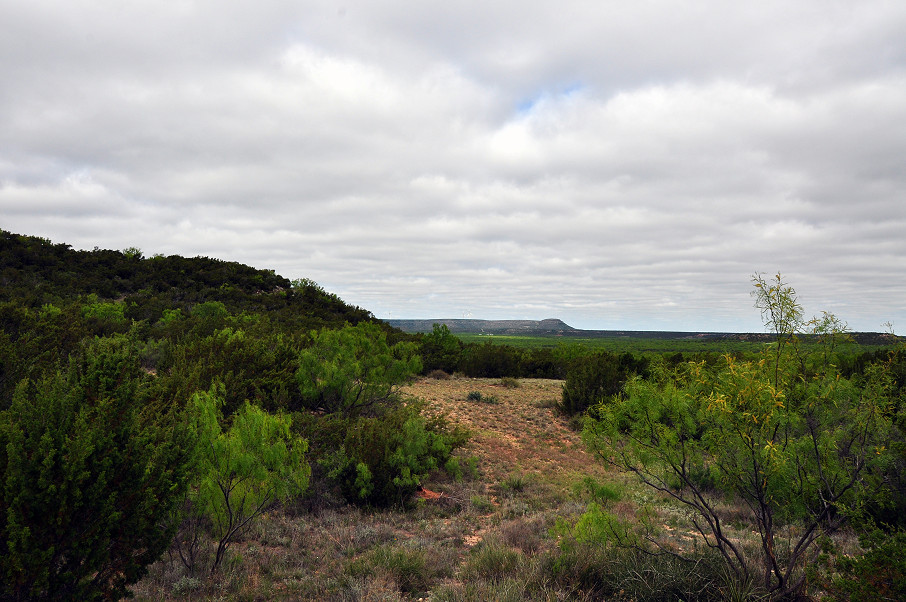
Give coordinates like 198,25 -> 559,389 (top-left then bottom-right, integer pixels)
388,318 -> 737,338
387,318 -> 577,335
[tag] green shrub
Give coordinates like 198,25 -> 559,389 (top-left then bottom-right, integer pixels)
500,473 -> 528,494
470,495 -> 495,513
80,298 -> 126,322
80,297 -> 129,335
573,476 -> 622,504
419,324 -> 462,374
500,377 -> 521,388
825,528 -> 906,601
466,390 -> 498,404
462,455 -> 481,480
191,387 -> 310,572
0,336 -> 198,600
162,326 -> 301,417
568,502 -> 634,547
189,300 -> 230,336
457,342 -> 522,378
443,456 -> 463,481
315,400 -> 467,506
581,274 -> 899,598
296,322 -> 421,416
560,352 -> 625,416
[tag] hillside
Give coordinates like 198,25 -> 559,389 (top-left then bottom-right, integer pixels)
0,229 -> 375,331
0,229 -> 407,411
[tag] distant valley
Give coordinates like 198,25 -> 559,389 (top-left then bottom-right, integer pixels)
386,318 -> 899,345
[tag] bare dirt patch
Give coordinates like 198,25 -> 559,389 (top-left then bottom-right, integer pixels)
403,376 -> 608,486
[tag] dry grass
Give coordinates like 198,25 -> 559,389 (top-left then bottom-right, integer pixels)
131,376 -> 854,600
407,377 -> 608,487
133,377 -> 609,600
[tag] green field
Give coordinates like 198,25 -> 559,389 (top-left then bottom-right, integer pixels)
458,333 -> 763,355
456,332 -> 891,358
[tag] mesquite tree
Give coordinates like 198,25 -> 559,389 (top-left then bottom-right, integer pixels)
191,386 -> 310,572
296,322 -> 421,416
583,275 -> 896,598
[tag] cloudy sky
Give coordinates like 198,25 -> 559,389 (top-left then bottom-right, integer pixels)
2,1 -> 905,332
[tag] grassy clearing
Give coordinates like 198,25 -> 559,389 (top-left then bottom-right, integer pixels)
133,377 -> 604,600
132,376 -> 859,600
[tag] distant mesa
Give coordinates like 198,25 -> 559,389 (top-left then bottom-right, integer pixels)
386,318 -> 576,335
386,318 -> 730,339
385,318 -> 900,345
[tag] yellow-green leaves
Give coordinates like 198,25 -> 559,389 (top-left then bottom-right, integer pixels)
581,274 -> 899,597
191,388 -> 310,572
296,322 -> 422,416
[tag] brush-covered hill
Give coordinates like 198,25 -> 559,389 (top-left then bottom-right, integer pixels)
0,229 -> 412,408
0,229 -> 374,331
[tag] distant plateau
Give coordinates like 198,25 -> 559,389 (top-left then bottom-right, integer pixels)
386,319 -> 899,345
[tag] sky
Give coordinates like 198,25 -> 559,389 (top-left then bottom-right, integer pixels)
2,1 -> 905,333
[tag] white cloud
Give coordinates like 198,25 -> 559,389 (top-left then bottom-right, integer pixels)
1,0 -> 905,331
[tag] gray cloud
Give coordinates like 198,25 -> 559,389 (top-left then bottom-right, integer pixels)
2,0 -> 905,332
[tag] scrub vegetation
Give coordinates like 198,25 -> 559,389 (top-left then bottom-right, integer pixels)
2,230 -> 905,600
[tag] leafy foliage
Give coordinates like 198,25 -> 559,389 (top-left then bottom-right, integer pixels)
300,396 -> 467,506
296,322 -> 421,416
560,351 -> 648,416
160,324 -> 301,417
419,323 -> 463,374
191,387 -> 310,572
0,229 -> 376,330
582,275 -> 898,599
457,341 -> 523,378
824,527 -> 906,600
